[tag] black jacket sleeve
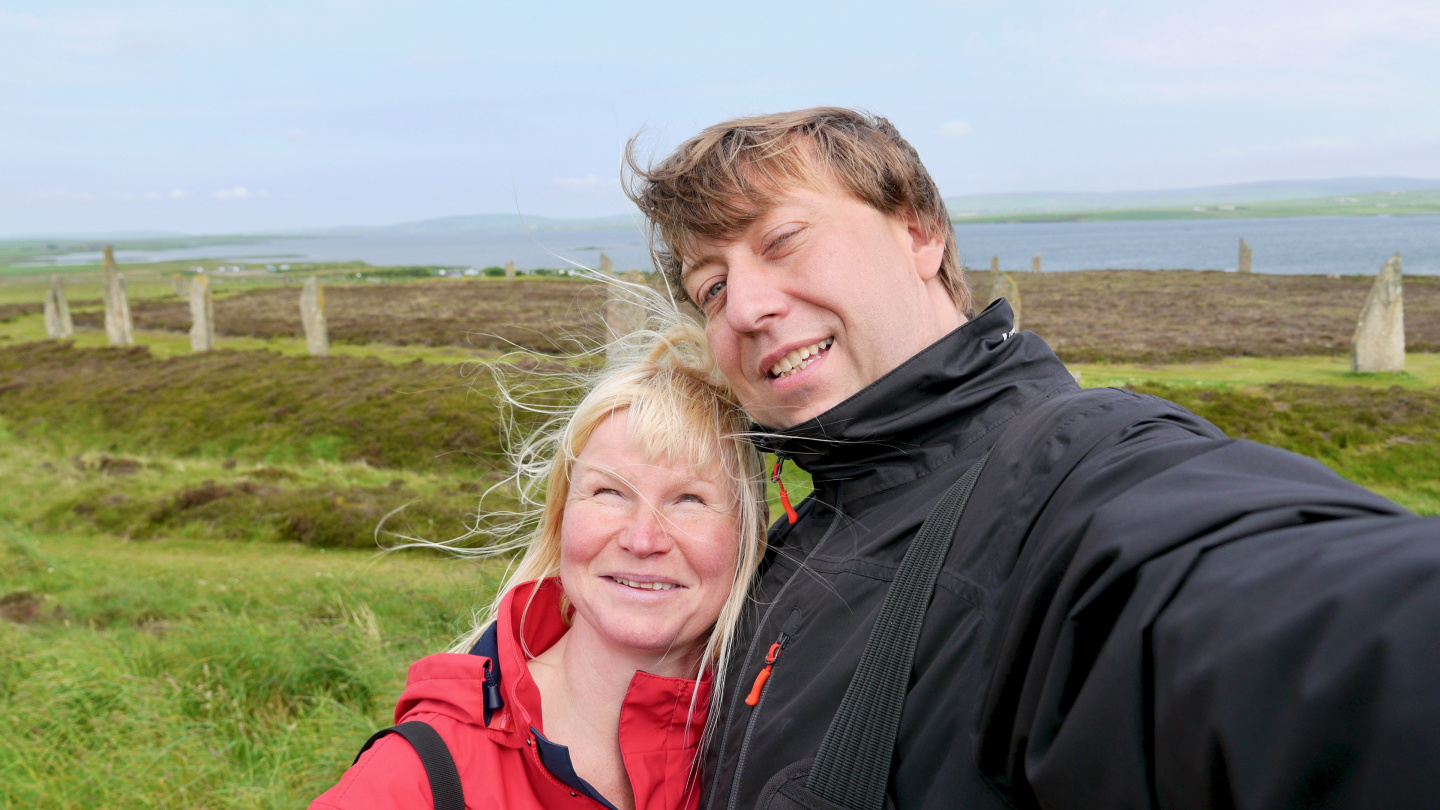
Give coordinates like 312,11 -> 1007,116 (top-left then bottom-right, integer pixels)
977,404 -> 1438,809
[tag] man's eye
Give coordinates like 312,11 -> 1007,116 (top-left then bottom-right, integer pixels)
700,280 -> 726,305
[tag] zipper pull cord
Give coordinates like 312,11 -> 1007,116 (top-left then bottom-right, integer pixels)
482,660 -> 503,714
744,639 -> 787,706
772,458 -> 799,525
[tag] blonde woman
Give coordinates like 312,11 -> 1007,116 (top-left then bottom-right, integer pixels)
311,316 -> 768,810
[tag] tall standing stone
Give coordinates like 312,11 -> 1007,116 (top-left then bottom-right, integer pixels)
299,276 -> 330,357
1238,238 -> 1253,274
1032,252 -> 1042,274
505,261 -> 516,281
990,255 -> 999,274
172,274 -> 189,298
188,272 -> 216,351
987,272 -> 1022,330
602,272 -> 651,360
599,252 -> 614,276
101,246 -> 134,346
1351,252 -> 1404,373
44,276 -> 74,339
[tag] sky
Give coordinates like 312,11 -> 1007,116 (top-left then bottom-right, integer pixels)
2,0 -> 1439,237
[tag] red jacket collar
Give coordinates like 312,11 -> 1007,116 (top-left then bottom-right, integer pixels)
393,579 -> 712,807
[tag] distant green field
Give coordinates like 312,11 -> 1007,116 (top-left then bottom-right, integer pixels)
953,189 -> 1440,224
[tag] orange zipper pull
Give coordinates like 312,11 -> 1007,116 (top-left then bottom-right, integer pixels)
772,459 -> 799,525
744,641 -> 786,706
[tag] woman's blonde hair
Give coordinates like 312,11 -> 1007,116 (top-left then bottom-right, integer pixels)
439,274 -> 768,703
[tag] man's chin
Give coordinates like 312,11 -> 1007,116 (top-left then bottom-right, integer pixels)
746,397 -> 842,430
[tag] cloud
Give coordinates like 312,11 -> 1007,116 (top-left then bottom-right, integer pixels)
553,173 -> 607,192
169,188 -> 189,199
213,187 -> 270,200
938,121 -> 974,137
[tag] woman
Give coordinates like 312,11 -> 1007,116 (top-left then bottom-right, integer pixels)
311,320 -> 768,810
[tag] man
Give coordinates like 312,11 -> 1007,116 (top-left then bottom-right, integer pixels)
628,108 -> 1440,809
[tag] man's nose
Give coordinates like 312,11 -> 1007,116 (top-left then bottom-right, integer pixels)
723,255 -> 788,333
615,503 -> 674,557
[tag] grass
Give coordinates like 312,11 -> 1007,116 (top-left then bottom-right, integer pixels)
1128,382 -> 1440,514
1071,353 -> 1440,391
0,342 -> 523,472
0,526 -> 503,808
0,419 -> 509,807
1,262 -> 1436,806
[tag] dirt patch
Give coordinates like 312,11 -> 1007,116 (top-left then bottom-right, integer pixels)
74,454 -> 144,476
0,590 -> 59,624
70,278 -> 611,351
970,269 -> 1440,363
0,302 -> 41,324
58,477 -> 507,549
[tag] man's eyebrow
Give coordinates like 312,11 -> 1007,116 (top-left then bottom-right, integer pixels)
680,251 -> 723,283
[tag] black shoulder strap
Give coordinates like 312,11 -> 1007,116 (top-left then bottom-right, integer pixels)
355,720 -> 465,810
805,452 -> 991,810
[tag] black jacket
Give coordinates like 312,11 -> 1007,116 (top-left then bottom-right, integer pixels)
702,301 -> 1440,810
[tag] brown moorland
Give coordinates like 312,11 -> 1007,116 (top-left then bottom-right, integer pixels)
970,269 -> 1440,363
70,277 -> 611,352
40,270 -> 1440,363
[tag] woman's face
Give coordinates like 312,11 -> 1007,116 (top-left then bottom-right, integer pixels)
559,409 -> 741,664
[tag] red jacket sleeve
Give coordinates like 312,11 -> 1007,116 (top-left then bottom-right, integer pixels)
309,730 -> 434,810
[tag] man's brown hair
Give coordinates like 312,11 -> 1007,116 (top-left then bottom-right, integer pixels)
624,106 -> 971,316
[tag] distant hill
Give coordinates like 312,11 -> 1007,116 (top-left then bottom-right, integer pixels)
945,177 -> 1440,216
371,213 -> 640,234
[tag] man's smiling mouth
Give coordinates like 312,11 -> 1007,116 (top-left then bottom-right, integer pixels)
769,338 -> 833,379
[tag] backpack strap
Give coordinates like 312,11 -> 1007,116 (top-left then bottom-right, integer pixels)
355,720 -> 465,810
805,452 -> 991,810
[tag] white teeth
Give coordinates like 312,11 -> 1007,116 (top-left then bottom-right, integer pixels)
612,577 -> 678,591
770,338 -> 833,378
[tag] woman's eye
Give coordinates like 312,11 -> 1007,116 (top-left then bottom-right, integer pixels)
678,493 -> 705,505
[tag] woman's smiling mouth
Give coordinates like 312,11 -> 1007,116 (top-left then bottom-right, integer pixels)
607,576 -> 681,591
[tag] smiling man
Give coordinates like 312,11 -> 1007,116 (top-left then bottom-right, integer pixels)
628,108 -> 1440,810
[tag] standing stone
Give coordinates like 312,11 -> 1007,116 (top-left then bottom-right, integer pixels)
505,261 -> 516,281
1351,252 -> 1404,373
172,274 -> 189,298
599,252 -> 615,276
44,276 -> 74,339
1032,253 -> 1042,274
1238,238 -> 1253,274
987,272 -> 1022,330
602,272 -> 651,360
990,255 -> 999,274
188,272 -> 216,351
101,246 -> 134,346
299,276 -> 330,357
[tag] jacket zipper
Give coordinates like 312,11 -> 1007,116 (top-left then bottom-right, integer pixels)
725,608 -> 803,810
704,492 -> 839,810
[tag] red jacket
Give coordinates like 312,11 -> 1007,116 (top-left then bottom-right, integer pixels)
311,579 -> 711,810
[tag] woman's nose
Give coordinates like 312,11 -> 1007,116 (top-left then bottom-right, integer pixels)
615,504 -> 674,557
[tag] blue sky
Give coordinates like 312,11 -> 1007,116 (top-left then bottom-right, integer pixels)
2,0 -> 1438,236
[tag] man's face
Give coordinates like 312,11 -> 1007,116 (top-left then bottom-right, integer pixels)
681,180 -> 961,428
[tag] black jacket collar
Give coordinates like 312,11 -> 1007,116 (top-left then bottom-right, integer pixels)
753,300 -> 1077,495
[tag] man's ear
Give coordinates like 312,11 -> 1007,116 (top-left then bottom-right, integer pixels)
901,210 -> 947,282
